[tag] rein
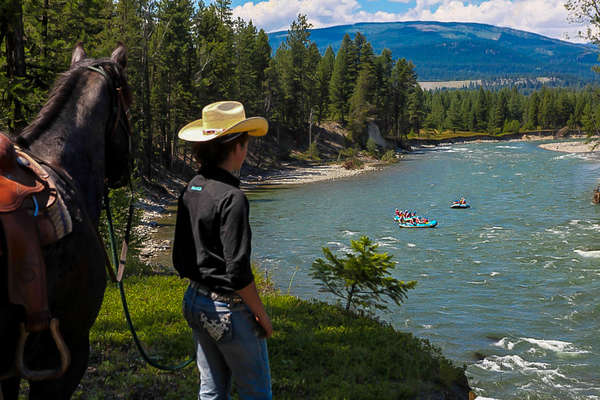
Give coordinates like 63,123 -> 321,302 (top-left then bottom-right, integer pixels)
103,187 -> 196,371
89,62 -> 196,371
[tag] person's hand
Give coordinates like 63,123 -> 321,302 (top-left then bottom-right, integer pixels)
255,311 -> 273,339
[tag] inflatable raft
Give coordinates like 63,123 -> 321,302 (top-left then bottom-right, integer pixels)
450,203 -> 470,209
398,220 -> 438,228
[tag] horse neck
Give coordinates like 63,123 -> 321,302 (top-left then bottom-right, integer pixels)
29,74 -> 111,225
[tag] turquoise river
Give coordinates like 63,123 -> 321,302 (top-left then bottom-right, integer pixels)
246,141 -> 600,399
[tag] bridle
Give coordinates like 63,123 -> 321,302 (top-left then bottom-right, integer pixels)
87,63 -> 133,187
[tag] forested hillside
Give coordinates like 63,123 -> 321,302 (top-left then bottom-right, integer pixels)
269,21 -> 600,83
2,1 -> 600,183
420,86 -> 600,136
0,1 -> 423,178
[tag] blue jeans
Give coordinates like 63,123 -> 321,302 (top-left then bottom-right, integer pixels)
183,285 -> 272,400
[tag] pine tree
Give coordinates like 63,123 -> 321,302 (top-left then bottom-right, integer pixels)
525,91 -> 540,130
407,85 -> 425,135
348,41 -> 376,144
233,18 -> 258,112
151,0 -> 195,168
492,90 -> 508,132
329,34 -> 354,124
373,48 -> 394,134
279,14 -> 313,131
1,0 -> 27,132
445,93 -> 462,133
254,29 -> 271,115
426,92 -> 445,133
539,88 -> 556,129
474,87 -> 489,131
214,0 -> 233,24
460,95 -> 474,131
264,57 -> 283,122
556,90 -> 574,127
507,87 -> 523,122
305,42 -> 322,130
391,59 -> 417,138
315,46 -> 334,122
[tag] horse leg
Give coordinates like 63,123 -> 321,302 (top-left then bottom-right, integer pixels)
0,304 -> 22,400
28,333 -> 90,400
1,377 -> 21,400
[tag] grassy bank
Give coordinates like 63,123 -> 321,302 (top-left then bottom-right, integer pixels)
71,270 -> 470,399
405,129 -> 557,142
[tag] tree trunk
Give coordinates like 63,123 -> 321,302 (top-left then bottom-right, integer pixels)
345,284 -> 356,311
42,0 -> 48,59
5,0 -> 27,133
142,34 -> 153,179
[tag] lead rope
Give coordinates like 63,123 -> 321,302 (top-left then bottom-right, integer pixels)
104,186 -> 196,371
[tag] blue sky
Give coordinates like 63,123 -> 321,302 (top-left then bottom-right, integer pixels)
218,0 -> 587,42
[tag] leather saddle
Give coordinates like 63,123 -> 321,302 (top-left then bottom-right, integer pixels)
0,133 -> 61,332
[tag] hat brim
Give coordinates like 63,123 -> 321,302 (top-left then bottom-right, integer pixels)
178,117 -> 268,142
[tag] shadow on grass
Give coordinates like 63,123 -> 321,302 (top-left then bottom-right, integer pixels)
79,276 -> 469,399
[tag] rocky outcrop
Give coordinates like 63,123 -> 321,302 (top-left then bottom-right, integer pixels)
367,122 -> 391,148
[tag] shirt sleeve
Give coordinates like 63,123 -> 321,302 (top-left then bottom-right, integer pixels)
172,191 -> 195,278
219,189 -> 254,291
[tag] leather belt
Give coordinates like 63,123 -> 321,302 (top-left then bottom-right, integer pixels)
189,280 -> 244,304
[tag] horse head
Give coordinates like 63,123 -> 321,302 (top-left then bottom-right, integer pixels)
70,42 -> 133,189
17,43 -> 134,222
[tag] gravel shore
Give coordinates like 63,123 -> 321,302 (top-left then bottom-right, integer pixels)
538,141 -> 599,153
242,160 -> 383,186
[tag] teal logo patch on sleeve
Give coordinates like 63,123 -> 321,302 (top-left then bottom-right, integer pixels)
190,186 -> 203,191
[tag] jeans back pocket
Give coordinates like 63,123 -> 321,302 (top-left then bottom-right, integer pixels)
183,291 -> 233,343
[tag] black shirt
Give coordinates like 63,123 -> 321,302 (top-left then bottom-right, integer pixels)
173,166 -> 254,293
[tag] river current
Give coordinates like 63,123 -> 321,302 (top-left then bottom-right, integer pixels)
248,141 -> 600,399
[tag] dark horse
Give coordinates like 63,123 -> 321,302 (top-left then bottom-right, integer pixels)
0,43 -> 132,399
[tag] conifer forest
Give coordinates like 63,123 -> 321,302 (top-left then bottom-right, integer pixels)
2,0 -> 600,179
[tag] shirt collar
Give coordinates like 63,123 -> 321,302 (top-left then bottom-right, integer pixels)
199,166 -> 240,188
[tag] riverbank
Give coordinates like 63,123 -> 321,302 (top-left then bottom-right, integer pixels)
538,140 -> 599,153
80,273 -> 472,399
133,157 -> 388,264
243,159 -> 385,186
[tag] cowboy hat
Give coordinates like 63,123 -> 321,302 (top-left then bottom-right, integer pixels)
178,101 -> 268,142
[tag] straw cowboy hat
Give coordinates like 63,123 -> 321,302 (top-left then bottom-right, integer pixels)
178,101 -> 268,142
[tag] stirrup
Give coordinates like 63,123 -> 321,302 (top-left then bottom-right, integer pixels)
16,318 -> 71,381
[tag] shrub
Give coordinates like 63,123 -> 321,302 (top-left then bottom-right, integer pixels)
310,236 -> 417,312
342,157 -> 364,170
366,138 -> 379,158
380,150 -> 397,163
337,146 -> 359,161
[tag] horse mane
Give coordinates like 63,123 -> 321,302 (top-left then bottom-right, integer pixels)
17,57 -> 131,147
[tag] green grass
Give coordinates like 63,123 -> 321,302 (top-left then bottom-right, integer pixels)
73,272 -> 468,399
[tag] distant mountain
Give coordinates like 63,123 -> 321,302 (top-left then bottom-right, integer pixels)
268,21 -> 600,83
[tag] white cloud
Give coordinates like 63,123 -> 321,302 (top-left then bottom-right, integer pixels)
407,0 -> 584,42
232,0 -> 588,42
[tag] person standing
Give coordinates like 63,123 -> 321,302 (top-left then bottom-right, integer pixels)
173,101 -> 273,400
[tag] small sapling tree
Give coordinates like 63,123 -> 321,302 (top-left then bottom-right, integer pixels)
310,236 -> 416,312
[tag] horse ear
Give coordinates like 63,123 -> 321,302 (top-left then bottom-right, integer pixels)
111,42 -> 127,70
71,42 -> 86,67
